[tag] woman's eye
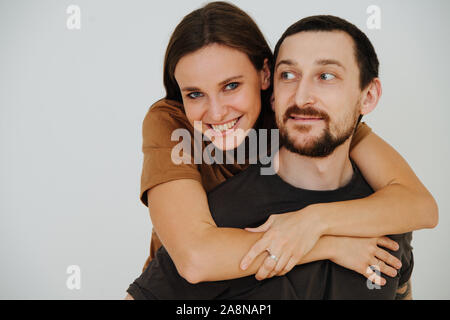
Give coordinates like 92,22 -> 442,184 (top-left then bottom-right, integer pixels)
187,92 -> 203,99
320,73 -> 336,81
281,71 -> 295,80
225,82 -> 239,90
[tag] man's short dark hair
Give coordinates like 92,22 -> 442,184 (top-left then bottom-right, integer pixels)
273,15 -> 379,90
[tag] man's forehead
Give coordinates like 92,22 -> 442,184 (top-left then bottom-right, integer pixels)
276,30 -> 357,69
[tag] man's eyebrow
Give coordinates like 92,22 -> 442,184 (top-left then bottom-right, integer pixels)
275,59 -> 297,70
180,75 -> 244,92
315,59 -> 345,70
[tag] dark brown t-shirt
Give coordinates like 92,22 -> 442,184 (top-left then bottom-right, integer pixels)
139,98 -> 372,271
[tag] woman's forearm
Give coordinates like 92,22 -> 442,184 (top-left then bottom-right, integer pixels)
315,183 -> 437,238
343,130 -> 439,237
187,227 -> 333,283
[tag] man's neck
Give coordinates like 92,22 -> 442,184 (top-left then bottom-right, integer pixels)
275,139 -> 354,191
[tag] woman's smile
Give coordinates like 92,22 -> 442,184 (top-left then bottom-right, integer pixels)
205,115 -> 243,136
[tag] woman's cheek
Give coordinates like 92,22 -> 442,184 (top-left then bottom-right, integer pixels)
230,88 -> 256,114
184,104 -> 203,123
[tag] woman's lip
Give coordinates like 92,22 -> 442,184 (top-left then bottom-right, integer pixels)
207,116 -> 241,126
206,115 -> 243,137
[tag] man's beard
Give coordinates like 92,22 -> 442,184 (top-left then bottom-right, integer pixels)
277,104 -> 360,158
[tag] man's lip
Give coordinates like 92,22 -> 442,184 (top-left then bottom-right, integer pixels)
289,116 -> 324,120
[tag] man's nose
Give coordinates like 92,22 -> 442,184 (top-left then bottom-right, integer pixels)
207,97 -> 228,122
294,78 -> 316,108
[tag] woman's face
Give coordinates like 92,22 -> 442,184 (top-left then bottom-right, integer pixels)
174,43 -> 270,150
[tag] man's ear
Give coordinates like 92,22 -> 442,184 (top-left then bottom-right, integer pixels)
360,78 -> 382,115
260,58 -> 271,90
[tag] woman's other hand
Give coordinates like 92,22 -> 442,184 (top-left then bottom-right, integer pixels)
240,207 -> 326,281
329,235 -> 402,286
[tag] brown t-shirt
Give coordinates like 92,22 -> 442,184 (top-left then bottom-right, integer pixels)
139,98 -> 372,272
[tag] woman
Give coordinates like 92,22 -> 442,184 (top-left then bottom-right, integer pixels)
126,2 -> 437,299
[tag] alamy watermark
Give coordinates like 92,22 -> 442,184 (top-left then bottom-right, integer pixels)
366,264 -> 382,290
367,5 -> 381,30
66,265 -> 81,290
170,121 -> 279,175
66,5 -> 81,30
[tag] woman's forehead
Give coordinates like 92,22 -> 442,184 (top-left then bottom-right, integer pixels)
174,44 -> 257,84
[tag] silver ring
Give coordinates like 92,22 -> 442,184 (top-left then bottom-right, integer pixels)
269,254 -> 279,262
266,249 -> 279,262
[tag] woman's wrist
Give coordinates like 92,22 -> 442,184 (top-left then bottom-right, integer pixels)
299,235 -> 338,263
318,235 -> 338,261
302,203 -> 331,237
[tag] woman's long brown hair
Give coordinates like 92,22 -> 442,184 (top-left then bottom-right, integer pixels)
163,1 -> 275,129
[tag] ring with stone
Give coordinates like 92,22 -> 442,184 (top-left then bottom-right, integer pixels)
266,249 -> 279,262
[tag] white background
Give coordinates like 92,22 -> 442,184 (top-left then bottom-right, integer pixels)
1,0 -> 449,299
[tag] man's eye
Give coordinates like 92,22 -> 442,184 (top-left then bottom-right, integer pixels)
281,72 -> 295,80
225,82 -> 239,90
187,92 -> 203,99
320,73 -> 336,81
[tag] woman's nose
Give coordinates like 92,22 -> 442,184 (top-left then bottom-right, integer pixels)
207,97 -> 228,122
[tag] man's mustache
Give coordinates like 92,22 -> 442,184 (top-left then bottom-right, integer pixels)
282,105 -> 330,123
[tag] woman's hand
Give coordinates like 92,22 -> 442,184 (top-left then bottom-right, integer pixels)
240,208 -> 326,281
329,236 -> 402,286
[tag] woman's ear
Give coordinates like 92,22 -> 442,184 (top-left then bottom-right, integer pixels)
260,58 -> 271,90
360,78 -> 382,115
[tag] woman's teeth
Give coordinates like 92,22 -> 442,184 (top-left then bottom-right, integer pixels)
210,118 -> 238,132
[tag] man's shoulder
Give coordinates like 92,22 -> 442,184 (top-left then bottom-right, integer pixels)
345,161 -> 375,198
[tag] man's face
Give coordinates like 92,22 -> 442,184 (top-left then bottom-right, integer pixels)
273,31 -> 363,157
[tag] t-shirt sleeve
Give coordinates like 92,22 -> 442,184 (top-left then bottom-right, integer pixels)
398,232 -> 414,287
350,122 -> 372,150
140,104 -> 201,207
399,252 -> 414,287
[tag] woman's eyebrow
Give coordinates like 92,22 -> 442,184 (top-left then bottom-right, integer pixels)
180,75 -> 244,92
180,86 -> 201,92
218,75 -> 244,86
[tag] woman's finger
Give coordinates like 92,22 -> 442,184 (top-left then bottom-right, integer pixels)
377,237 -> 399,251
240,236 -> 270,270
257,247 -> 285,280
272,251 -> 290,276
268,270 -> 277,278
255,255 -> 277,280
371,256 -> 396,279
378,261 -> 398,278
365,266 -> 386,287
375,247 -> 402,270
278,256 -> 297,276
367,257 -> 387,286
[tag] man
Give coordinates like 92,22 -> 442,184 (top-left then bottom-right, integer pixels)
127,15 -> 413,300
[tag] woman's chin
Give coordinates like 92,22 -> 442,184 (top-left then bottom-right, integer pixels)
206,131 -> 248,152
